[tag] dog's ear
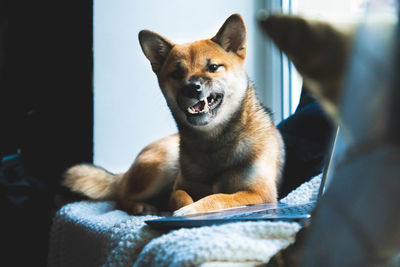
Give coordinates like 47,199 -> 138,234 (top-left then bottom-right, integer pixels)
212,14 -> 246,59
139,30 -> 174,73
259,14 -> 354,118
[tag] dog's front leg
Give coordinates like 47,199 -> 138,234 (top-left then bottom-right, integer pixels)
172,190 -> 273,216
169,189 -> 194,212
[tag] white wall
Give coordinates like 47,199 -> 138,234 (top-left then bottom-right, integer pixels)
94,0 -> 258,172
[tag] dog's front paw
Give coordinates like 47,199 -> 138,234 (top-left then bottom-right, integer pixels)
173,204 -> 199,216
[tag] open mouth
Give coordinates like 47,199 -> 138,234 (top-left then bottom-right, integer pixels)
187,93 -> 223,115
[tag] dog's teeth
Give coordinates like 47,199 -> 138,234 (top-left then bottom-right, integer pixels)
187,107 -> 196,114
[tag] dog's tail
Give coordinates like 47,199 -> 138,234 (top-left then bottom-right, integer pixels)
63,164 -> 124,200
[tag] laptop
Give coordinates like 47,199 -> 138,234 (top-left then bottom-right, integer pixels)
145,127 -> 342,230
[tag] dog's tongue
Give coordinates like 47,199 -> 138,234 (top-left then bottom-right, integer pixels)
193,100 -> 206,113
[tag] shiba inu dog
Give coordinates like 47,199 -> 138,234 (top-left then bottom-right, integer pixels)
63,14 -> 284,216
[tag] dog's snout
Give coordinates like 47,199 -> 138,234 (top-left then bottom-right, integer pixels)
193,82 -> 202,91
182,81 -> 203,99
190,81 -> 202,92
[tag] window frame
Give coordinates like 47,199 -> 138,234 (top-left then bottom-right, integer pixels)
255,0 -> 302,123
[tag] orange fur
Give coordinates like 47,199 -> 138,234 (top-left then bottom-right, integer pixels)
63,164 -> 123,200
169,189 -> 194,212
116,134 -> 179,213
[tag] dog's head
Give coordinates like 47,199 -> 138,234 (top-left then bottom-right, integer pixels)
139,14 -> 248,130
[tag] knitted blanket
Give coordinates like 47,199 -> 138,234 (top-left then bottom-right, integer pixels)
48,175 -> 322,267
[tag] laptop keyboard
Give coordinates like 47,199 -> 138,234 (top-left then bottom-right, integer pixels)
231,202 -> 316,218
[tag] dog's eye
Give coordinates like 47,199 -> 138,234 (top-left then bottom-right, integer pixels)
207,64 -> 221,73
170,68 -> 184,80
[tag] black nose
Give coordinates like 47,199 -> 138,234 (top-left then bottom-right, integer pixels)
181,81 -> 202,99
